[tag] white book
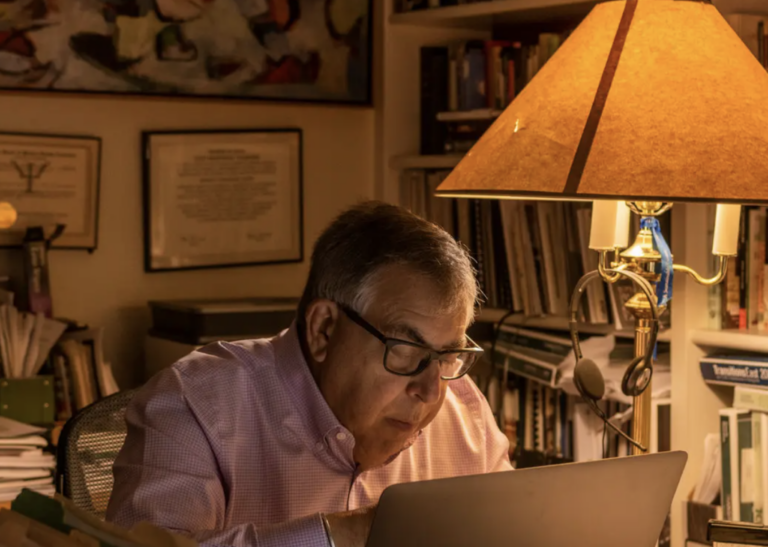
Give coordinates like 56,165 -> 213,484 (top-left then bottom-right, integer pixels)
734,386 -> 768,413
720,408 -> 750,521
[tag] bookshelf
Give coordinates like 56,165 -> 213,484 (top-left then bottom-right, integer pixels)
374,1 -> 768,546
691,329 -> 768,354
389,154 -> 464,170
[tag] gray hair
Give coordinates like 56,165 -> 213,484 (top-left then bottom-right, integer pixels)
298,201 -> 479,325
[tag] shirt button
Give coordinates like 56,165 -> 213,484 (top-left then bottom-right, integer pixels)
336,432 -> 347,441
315,442 -> 324,451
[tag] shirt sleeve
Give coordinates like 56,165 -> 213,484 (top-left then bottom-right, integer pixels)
106,368 -> 330,547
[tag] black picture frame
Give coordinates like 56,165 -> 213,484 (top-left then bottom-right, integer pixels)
0,2 -> 373,106
0,131 -> 101,251
142,128 -> 304,273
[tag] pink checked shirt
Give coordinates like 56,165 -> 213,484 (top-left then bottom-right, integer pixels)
106,324 -> 511,547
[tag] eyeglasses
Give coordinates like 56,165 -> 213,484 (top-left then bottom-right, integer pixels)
339,305 -> 483,380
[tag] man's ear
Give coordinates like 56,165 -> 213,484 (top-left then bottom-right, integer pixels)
304,299 -> 339,363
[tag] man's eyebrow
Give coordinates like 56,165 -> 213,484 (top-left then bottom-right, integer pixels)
388,323 -> 467,350
389,323 -> 428,346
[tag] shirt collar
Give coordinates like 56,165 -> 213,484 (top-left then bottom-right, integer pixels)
273,323 -> 345,449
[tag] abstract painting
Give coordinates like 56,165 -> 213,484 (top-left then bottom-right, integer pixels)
0,0 -> 371,103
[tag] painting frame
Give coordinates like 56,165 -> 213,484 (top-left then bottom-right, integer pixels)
0,131 -> 101,251
0,1 -> 373,105
142,128 -> 304,273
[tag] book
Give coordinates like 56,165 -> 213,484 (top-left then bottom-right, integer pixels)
701,356 -> 768,388
735,386 -> 768,413
722,408 -> 750,521
740,411 -> 755,522
420,47 -> 449,155
708,518 -> 768,545
754,412 -> 764,523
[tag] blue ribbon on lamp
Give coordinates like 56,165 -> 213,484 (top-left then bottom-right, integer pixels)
640,216 -> 672,360
640,217 -> 674,308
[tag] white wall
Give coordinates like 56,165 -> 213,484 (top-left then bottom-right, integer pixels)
0,94 -> 375,388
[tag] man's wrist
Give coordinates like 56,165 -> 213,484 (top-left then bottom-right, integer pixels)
321,513 -> 337,547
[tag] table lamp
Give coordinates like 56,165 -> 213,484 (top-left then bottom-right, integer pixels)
435,0 -> 768,454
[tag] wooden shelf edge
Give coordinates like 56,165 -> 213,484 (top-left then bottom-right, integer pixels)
389,0 -> 598,27
475,308 -> 673,342
389,154 -> 463,170
691,328 -> 768,353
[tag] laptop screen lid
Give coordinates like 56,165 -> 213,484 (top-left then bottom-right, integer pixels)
366,451 -> 687,547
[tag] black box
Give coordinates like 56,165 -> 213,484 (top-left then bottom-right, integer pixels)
149,297 -> 299,344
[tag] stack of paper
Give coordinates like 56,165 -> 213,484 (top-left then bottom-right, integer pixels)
0,416 -> 54,502
0,288 -> 68,379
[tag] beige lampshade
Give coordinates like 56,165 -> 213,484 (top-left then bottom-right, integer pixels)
436,0 -> 768,204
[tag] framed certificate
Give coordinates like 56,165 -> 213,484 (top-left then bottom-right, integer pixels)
143,129 -> 303,272
0,132 -> 101,250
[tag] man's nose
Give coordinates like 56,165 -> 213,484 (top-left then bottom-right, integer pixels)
408,359 -> 442,404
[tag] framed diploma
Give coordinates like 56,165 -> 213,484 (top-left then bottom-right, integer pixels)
143,129 -> 303,272
0,132 -> 101,250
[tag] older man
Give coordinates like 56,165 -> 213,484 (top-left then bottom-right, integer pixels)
106,201 -> 511,547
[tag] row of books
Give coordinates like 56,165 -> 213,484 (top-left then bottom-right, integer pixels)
700,353 -> 768,524
469,323 -> 671,464
421,33 -> 568,154
719,207 -> 768,331
49,327 -> 119,421
719,389 -> 768,525
400,168 -> 673,328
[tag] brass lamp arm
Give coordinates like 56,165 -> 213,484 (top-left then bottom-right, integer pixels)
598,250 -> 628,283
672,255 -> 728,286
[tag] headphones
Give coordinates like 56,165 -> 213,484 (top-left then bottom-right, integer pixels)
568,268 -> 661,454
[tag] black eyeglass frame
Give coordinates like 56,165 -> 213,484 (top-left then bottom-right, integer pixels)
339,305 -> 484,380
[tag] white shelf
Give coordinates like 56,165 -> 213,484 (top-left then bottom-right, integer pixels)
476,308 -> 673,342
390,0 -> 598,28
691,328 -> 768,354
389,154 -> 463,170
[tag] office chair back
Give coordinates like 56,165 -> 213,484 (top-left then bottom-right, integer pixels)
56,389 -> 136,519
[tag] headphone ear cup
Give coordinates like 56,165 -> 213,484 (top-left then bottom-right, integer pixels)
574,359 -> 605,401
621,356 -> 654,397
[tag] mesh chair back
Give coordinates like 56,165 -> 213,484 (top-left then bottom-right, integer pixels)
56,389 -> 136,519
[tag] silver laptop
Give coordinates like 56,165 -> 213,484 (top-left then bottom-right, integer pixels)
367,451 -> 687,547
